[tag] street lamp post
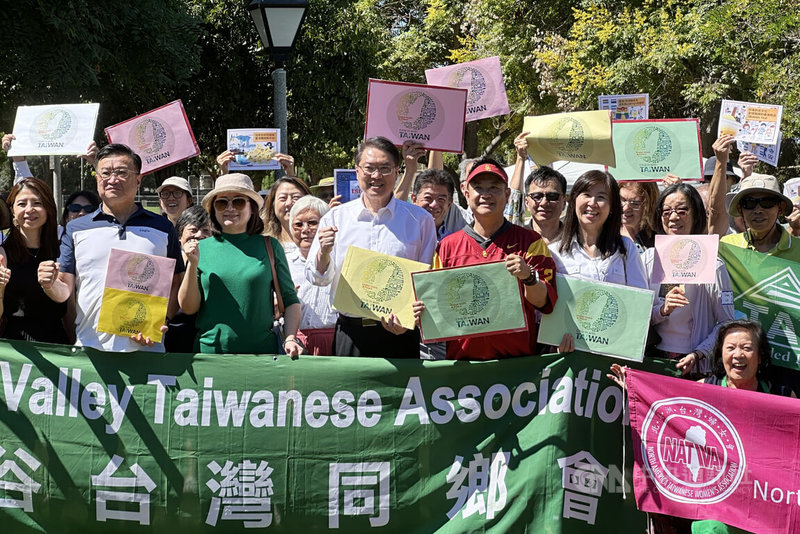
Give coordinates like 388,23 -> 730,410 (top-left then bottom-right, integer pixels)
248,0 -> 308,168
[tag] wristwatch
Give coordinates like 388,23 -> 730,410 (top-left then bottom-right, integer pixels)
522,265 -> 539,286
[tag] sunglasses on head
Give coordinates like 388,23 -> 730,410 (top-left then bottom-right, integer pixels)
526,192 -> 561,202
739,196 -> 781,210
213,197 -> 248,211
67,203 -> 97,213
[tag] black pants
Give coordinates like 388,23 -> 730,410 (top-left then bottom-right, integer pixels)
333,315 -> 420,358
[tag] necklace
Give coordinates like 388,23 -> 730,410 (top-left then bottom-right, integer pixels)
27,248 -> 40,259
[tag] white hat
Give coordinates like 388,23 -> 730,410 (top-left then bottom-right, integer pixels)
156,176 -> 192,196
202,173 -> 264,212
727,173 -> 793,216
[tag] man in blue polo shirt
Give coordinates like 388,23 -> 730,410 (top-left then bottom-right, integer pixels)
39,144 -> 184,352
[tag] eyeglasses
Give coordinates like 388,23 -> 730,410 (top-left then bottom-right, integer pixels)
292,219 -> 320,230
213,197 -> 248,211
98,169 -> 133,180
621,199 -> 643,210
159,190 -> 186,200
67,203 -> 97,213
739,196 -> 781,210
661,207 -> 689,218
357,164 -> 395,176
526,192 -> 562,203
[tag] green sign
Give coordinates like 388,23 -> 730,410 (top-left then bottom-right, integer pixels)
607,119 -> 703,181
0,339 -> 677,533
719,242 -> 800,370
412,261 -> 527,342
538,275 -> 654,362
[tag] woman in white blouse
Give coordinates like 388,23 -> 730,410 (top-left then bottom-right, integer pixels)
286,196 -> 338,355
548,171 -> 649,351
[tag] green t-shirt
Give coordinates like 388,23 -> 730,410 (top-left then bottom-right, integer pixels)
720,225 -> 800,263
196,233 -> 299,354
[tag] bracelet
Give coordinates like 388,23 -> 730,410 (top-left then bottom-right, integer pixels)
522,265 -> 539,286
284,337 -> 304,350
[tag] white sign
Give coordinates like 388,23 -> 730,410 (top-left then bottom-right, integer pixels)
7,103 -> 99,156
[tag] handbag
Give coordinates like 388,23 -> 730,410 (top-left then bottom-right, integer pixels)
264,237 -> 286,354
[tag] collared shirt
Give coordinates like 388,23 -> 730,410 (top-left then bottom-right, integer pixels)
305,194 -> 436,314
439,203 -> 472,241
548,236 -> 649,289
720,224 -> 800,263
287,248 -> 337,329
59,203 -> 185,352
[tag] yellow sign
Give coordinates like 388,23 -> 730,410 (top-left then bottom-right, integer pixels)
333,246 -> 429,329
523,110 -> 616,166
97,288 -> 169,342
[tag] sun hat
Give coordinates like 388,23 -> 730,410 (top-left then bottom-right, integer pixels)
310,177 -> 334,192
466,162 -> 508,185
202,173 -> 264,212
703,157 -> 742,179
727,173 -> 793,216
156,176 -> 192,195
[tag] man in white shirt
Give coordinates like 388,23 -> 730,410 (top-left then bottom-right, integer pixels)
306,137 -> 436,358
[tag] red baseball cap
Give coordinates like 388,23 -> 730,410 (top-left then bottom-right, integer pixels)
466,162 -> 508,185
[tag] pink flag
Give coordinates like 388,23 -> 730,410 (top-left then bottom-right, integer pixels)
425,56 -> 510,122
105,100 -> 200,175
104,248 -> 175,298
626,368 -> 800,533
651,234 -> 719,285
364,79 -> 467,153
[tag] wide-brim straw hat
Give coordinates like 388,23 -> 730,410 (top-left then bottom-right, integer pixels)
202,173 -> 264,212
727,173 -> 793,216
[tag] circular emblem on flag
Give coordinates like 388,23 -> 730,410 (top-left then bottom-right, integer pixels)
387,89 -> 446,141
361,258 -> 404,302
574,288 -> 620,333
640,397 -> 745,504
32,108 -> 75,142
131,118 -> 173,155
124,255 -> 157,284
447,66 -> 490,106
632,126 -> 672,164
395,91 -> 437,131
113,297 -> 148,332
443,272 -> 491,318
545,117 -> 585,153
669,239 -> 702,270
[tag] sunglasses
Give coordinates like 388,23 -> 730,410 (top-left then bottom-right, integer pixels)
739,196 -> 781,210
213,197 -> 248,211
67,203 -> 97,213
527,192 -> 562,202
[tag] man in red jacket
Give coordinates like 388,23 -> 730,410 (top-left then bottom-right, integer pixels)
414,158 -> 558,360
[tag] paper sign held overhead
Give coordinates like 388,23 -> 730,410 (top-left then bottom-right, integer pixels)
425,56 -> 510,122
364,79 -> 467,153
523,110 -> 616,167
7,103 -> 100,157
105,100 -> 200,175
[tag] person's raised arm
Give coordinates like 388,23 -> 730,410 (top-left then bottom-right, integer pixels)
510,132 -> 531,194
395,140 -> 425,202
708,135 -> 736,236
178,240 -> 202,314
38,263 -> 74,303
427,150 -> 443,170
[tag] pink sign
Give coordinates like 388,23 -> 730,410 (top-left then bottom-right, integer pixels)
104,248 -> 175,298
651,234 -> 719,285
105,100 -> 200,175
627,369 -> 800,534
425,56 -> 510,122
364,79 -> 467,153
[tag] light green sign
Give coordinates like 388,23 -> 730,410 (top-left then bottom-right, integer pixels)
412,261 -> 526,342
719,242 -> 800,370
607,119 -> 703,181
0,338 -> 683,533
538,275 -> 654,361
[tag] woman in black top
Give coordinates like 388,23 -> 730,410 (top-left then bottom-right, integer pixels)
0,178 -> 68,343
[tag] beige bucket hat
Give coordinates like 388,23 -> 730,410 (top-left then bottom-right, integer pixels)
727,173 -> 793,216
201,173 -> 264,212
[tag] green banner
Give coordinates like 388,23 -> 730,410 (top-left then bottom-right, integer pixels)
0,339 -> 675,533
412,261 -> 526,342
607,119 -> 703,181
538,275 -> 655,362
719,242 -> 800,370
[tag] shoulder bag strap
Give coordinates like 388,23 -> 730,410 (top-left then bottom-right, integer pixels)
264,236 -> 285,319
